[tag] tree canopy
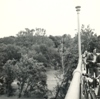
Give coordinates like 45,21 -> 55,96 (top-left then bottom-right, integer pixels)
0,26 -> 100,98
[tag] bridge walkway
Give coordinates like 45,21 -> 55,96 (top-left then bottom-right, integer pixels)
81,63 -> 100,99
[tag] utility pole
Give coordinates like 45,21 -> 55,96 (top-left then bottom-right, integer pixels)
61,36 -> 64,76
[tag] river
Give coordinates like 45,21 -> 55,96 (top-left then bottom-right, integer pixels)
46,69 -> 62,91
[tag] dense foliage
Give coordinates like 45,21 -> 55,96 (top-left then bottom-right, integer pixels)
0,26 -> 100,98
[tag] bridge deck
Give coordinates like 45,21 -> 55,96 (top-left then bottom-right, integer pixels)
81,63 -> 100,99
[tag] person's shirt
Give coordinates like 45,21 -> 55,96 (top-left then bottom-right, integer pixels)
82,50 -> 88,64
86,53 -> 93,63
96,54 -> 100,63
82,50 -> 88,58
96,54 -> 100,67
92,53 -> 97,63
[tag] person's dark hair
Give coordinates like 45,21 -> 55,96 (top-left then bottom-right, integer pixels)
89,47 -> 96,53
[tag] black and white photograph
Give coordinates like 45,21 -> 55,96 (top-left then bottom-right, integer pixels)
0,0 -> 100,99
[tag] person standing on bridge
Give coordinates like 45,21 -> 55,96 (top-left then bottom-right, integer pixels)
84,51 -> 93,75
82,50 -> 89,73
96,53 -> 100,80
91,48 -> 98,77
85,48 -> 97,76
96,53 -> 100,71
86,48 -> 98,77
89,49 -> 100,96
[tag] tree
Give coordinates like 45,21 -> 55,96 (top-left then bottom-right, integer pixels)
14,55 -> 47,98
49,35 -> 61,48
17,28 -> 35,37
0,36 -> 15,45
3,59 -> 16,96
81,25 -> 98,52
62,34 -> 72,48
16,28 -> 54,48
35,28 -> 46,36
0,44 -> 21,68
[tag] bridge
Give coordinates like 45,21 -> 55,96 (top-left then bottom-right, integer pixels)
64,5 -> 100,99
65,57 -> 100,99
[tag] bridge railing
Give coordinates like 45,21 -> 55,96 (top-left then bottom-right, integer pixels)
65,58 -> 82,99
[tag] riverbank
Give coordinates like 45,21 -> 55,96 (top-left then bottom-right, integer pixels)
0,69 -> 62,99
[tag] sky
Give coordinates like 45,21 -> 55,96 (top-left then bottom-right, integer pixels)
0,0 -> 100,38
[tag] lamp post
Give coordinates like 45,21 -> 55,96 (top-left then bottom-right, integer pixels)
65,4 -> 82,99
75,6 -> 82,99
76,6 -> 82,60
